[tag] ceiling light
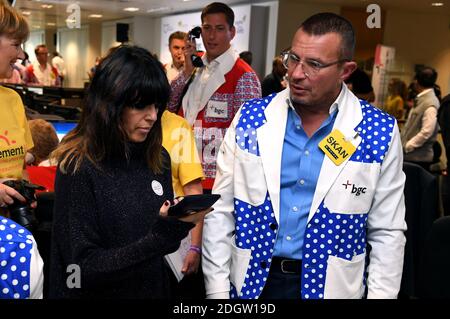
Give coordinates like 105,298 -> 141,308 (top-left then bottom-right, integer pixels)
41,4 -> 53,9
124,7 -> 140,12
431,2 -> 444,6
89,14 -> 103,18
147,6 -> 170,13
22,11 -> 31,16
47,22 -> 56,26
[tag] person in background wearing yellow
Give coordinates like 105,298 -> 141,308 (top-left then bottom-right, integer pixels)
385,78 -> 407,121
162,110 -> 205,298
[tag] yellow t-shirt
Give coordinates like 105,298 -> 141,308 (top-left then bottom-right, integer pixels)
162,111 -> 204,197
384,95 -> 404,120
0,86 -> 34,179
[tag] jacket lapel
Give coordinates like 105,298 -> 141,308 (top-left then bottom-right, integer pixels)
182,48 -> 238,123
307,87 -> 363,222
198,69 -> 226,112
257,89 -> 290,223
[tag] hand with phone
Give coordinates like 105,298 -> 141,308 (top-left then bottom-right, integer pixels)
159,194 -> 219,223
183,35 -> 196,77
183,26 -> 204,77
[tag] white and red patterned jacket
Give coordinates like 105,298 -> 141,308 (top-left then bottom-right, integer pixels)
168,50 -> 261,189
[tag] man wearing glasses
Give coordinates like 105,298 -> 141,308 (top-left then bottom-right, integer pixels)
25,44 -> 60,86
202,12 -> 406,299
168,2 -> 261,193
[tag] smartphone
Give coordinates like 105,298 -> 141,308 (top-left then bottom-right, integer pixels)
168,194 -> 220,217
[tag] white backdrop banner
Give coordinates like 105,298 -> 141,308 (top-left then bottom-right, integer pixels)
372,44 -> 396,108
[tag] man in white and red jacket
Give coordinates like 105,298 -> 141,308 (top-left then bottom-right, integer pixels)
168,2 -> 261,191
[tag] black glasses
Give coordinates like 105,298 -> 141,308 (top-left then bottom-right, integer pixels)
282,51 -> 348,78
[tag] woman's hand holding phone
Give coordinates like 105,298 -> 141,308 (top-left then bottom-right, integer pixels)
159,194 -> 218,223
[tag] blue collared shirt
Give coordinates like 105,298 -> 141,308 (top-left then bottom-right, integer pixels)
273,99 -> 338,260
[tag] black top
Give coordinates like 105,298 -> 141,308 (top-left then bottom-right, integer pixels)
261,72 -> 284,97
49,144 -> 194,299
438,94 -> 450,155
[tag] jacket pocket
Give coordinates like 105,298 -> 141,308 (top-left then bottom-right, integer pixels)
230,235 -> 252,297
324,161 -> 380,214
323,254 -> 365,299
234,146 -> 267,206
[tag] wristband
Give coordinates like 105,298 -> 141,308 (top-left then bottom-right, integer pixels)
189,245 -> 201,254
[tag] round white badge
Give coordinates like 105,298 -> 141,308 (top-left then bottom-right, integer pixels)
151,180 -> 164,196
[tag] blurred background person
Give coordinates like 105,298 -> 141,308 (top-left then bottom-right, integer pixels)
165,31 -> 186,83
401,66 -> 440,171
14,50 -> 29,81
26,119 -> 59,192
25,44 -> 60,86
384,78 -> 407,121
0,0 -> 44,299
345,67 -> 375,103
51,51 -> 66,86
405,81 -> 418,119
161,110 -> 205,298
0,64 -> 21,84
261,55 -> 287,97
239,50 -> 252,66
87,56 -> 101,81
438,93 -> 450,215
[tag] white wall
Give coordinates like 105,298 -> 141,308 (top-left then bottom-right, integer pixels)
276,0 -> 340,55
57,26 -> 89,88
132,16 -> 160,55
101,18 -> 133,56
383,9 -> 450,96
24,31 -> 45,64
100,17 -> 160,55
254,1 -> 279,76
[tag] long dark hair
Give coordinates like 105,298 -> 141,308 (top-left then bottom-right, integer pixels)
53,45 -> 170,174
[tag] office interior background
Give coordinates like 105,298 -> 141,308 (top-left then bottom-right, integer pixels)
3,0 -> 450,300
13,0 -> 449,95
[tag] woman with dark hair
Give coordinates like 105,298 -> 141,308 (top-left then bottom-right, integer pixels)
49,45 -> 208,299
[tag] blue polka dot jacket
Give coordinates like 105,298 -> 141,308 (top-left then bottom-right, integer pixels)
202,85 -> 407,299
0,218 -> 44,299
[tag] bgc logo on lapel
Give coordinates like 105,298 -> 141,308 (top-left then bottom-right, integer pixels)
342,180 -> 367,196
206,100 -> 228,119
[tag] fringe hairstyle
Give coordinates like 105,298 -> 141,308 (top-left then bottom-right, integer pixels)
0,0 -> 29,42
52,45 -> 170,174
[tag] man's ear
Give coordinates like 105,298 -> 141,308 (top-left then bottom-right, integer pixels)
341,61 -> 357,82
230,26 -> 236,40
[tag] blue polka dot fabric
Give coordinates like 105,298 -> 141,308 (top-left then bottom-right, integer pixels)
300,102 -> 394,299
350,101 -> 395,163
301,204 -> 368,299
230,97 -> 396,299
0,218 -> 33,299
235,94 -> 275,156
231,193 -> 278,299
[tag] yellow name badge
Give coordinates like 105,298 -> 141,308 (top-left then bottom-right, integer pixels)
318,129 -> 357,166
